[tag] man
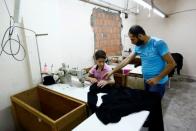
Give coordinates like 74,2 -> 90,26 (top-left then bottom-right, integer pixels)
105,25 -> 176,98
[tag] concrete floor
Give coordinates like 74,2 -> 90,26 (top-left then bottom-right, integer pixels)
162,77 -> 196,131
141,76 -> 196,131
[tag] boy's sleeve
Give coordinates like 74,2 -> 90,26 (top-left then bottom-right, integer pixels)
108,66 -> 112,71
156,40 -> 169,56
89,66 -> 95,75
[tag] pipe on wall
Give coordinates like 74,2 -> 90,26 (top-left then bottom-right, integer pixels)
79,0 -> 136,15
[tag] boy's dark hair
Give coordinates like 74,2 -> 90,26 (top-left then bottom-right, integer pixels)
129,25 -> 146,36
94,50 -> 106,60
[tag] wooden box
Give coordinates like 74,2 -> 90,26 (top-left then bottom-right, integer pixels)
126,76 -> 144,90
11,85 -> 87,131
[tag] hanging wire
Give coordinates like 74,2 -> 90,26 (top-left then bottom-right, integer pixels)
0,0 -> 37,61
3,0 -> 12,18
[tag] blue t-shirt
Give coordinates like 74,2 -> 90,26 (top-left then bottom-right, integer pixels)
133,37 -> 169,84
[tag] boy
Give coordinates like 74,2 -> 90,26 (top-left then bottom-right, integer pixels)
86,50 -> 115,112
86,50 -> 115,87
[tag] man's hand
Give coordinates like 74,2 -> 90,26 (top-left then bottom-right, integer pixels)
146,77 -> 161,86
97,80 -> 108,88
89,78 -> 98,84
103,71 -> 113,80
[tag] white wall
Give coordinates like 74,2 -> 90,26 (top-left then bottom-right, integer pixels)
0,0 -> 136,130
0,0 -> 32,130
121,13 -> 136,56
20,0 -> 136,84
136,0 -> 196,78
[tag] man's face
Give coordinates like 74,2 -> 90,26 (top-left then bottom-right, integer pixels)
128,33 -> 144,46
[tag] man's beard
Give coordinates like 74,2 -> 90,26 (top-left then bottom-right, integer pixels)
136,39 -> 144,46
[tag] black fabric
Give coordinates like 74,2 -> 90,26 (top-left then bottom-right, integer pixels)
87,83 -> 114,113
88,84 -> 164,131
169,53 -> 183,77
43,75 -> 56,85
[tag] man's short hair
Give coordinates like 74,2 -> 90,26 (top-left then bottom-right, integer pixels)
129,25 -> 146,36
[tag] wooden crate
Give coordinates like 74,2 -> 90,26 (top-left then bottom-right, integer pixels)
11,85 -> 87,131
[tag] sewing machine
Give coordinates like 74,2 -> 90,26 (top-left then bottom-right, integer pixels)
57,63 -> 87,86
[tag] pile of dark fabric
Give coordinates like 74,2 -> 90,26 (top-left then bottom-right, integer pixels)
169,53 -> 183,77
87,84 -> 164,131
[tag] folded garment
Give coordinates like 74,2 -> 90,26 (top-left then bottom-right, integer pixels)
87,84 -> 164,131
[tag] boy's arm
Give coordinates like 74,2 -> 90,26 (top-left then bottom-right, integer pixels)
85,73 -> 93,81
85,73 -> 98,83
97,74 -> 115,88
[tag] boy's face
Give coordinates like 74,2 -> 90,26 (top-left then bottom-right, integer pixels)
96,58 -> 105,68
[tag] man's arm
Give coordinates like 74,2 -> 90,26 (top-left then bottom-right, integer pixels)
105,53 -> 136,78
147,53 -> 176,85
107,74 -> 115,84
159,53 -> 176,79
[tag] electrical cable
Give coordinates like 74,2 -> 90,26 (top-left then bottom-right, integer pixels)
3,0 -> 12,18
0,0 -> 37,61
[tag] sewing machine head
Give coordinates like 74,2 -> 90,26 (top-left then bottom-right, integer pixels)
57,63 -> 87,86
77,69 -> 86,85
70,68 -> 87,86
57,63 -> 71,84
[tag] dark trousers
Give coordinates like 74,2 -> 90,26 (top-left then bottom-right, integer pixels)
144,81 -> 168,98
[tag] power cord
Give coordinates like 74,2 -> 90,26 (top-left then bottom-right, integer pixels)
0,0 -> 37,61
0,22 -> 27,61
0,0 -> 24,61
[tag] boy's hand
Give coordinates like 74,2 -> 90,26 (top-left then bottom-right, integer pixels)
97,80 -> 108,88
90,78 -> 98,84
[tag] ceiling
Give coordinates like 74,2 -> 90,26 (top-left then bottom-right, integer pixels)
144,0 -> 196,15
91,0 -> 196,16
